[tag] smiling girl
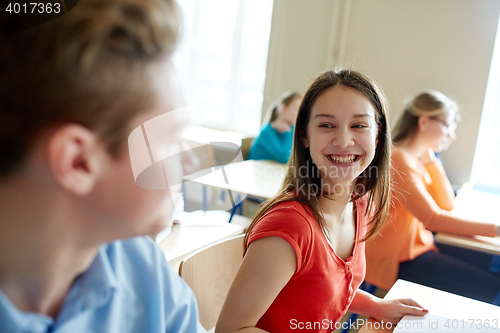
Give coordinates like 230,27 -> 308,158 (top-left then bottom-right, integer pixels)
215,70 -> 427,333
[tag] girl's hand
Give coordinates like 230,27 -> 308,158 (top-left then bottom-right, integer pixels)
419,148 -> 436,164
372,298 -> 428,325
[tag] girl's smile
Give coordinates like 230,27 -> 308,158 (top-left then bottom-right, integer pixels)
326,153 -> 362,166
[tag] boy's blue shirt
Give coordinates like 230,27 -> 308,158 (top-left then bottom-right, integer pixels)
0,237 -> 206,333
248,123 -> 294,164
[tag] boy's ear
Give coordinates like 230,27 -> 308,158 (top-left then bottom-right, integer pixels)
47,124 -> 105,196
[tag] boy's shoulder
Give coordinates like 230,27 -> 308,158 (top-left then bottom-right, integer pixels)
102,236 -> 176,290
105,236 -> 160,263
102,237 -> 206,332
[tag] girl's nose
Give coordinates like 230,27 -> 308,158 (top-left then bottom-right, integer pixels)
333,128 -> 354,148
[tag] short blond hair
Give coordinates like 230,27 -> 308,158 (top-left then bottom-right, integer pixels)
0,0 -> 180,179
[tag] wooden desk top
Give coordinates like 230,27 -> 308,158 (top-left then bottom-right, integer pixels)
435,233 -> 500,256
435,185 -> 500,255
158,211 -> 245,273
450,186 -> 500,225
358,280 -> 500,333
184,159 -> 287,200
182,125 -> 252,147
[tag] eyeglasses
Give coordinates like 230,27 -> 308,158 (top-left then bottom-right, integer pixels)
430,117 -> 456,135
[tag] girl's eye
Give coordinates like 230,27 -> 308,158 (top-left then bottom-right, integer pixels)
352,124 -> 368,129
319,123 -> 334,128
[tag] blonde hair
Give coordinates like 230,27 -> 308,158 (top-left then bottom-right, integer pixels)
0,0 -> 180,179
393,90 -> 459,143
264,91 -> 302,123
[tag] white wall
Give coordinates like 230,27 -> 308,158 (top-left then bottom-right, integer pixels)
264,0 -> 500,185
263,0 -> 336,110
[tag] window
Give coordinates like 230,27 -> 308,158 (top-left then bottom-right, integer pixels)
173,0 -> 274,136
471,12 -> 500,192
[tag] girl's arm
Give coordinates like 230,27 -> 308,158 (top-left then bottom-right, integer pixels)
348,290 -> 428,325
419,148 -> 455,210
393,151 -> 496,237
215,236 -> 297,333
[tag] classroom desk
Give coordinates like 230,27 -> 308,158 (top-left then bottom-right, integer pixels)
435,233 -> 500,256
184,159 -> 287,200
358,279 -> 500,333
183,125 -> 251,149
435,185 -> 500,256
158,211 -> 245,273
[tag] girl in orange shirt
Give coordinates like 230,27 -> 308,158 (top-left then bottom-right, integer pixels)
216,70 -> 428,333
365,90 -> 500,305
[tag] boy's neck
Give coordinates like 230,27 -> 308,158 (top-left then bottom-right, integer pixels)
0,181 -> 99,318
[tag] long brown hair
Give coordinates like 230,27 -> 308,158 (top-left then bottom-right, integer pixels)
244,69 -> 391,249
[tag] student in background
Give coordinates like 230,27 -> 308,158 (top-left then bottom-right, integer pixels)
248,91 -> 301,163
0,0 -> 206,332
365,90 -> 500,305
216,70 -> 428,333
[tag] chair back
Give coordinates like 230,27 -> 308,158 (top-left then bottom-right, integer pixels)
179,234 -> 245,330
240,137 -> 253,160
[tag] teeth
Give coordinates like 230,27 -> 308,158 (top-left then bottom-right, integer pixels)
329,155 -> 356,163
